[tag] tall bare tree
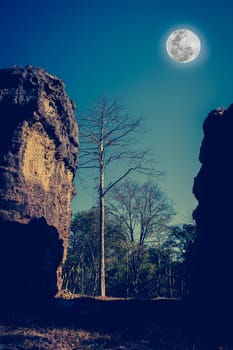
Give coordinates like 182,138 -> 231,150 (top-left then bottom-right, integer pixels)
78,97 -> 158,296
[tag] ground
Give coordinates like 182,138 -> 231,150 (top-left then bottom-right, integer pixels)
0,297 -> 232,349
1,324 -> 232,350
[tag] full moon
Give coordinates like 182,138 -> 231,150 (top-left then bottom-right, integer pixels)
166,29 -> 201,63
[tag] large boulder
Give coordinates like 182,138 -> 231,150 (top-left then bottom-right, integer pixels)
0,66 -> 78,304
193,105 -> 233,306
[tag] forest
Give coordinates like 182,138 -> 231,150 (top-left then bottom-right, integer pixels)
63,206 -> 195,298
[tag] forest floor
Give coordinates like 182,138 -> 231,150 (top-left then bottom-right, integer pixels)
0,297 -> 232,349
1,324 -> 232,350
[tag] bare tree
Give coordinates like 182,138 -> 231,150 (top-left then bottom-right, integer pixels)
108,180 -> 175,295
78,97 -> 158,296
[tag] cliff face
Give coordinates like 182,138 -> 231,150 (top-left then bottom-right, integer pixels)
193,105 -> 233,303
0,66 -> 78,302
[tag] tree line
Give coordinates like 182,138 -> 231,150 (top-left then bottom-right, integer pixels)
63,180 -> 196,298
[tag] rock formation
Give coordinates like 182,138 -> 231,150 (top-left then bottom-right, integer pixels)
0,66 -> 78,304
193,105 -> 233,306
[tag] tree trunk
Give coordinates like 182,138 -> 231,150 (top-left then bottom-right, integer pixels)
157,251 -> 162,297
99,192 -> 106,296
99,130 -> 106,297
168,254 -> 173,298
81,262 -> 84,294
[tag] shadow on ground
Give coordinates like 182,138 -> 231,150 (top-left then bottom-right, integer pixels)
1,297 -> 233,348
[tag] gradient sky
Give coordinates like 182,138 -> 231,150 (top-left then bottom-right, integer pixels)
1,0 -> 233,223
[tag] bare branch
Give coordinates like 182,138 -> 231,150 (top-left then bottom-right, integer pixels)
78,165 -> 99,169
104,167 -> 136,196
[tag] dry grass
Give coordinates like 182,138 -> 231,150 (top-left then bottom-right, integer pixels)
0,324 -> 233,350
0,326 -> 113,350
57,290 -> 133,301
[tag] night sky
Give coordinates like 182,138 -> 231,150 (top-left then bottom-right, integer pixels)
1,0 -> 233,223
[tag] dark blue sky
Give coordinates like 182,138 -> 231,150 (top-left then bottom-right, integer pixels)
1,0 -> 233,222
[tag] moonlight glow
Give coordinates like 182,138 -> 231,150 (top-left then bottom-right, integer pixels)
166,29 -> 201,63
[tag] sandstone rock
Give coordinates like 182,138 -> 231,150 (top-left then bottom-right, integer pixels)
193,104 -> 233,304
0,66 -> 78,303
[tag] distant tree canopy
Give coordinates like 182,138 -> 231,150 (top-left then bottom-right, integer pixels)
63,180 -> 196,298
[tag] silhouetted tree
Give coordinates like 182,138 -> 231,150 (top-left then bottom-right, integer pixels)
162,224 -> 196,297
108,180 -> 174,296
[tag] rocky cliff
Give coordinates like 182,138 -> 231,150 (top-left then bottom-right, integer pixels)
0,66 -> 78,303
193,105 -> 233,306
